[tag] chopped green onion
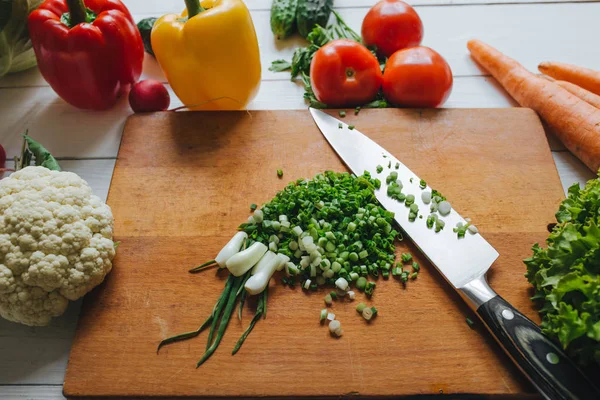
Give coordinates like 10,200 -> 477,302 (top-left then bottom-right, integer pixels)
412,262 -> 420,272
320,309 -> 327,321
356,276 -> 367,290
410,272 -> 418,279
250,203 -> 257,211
376,165 -> 383,174
329,320 -> 342,336
405,194 -> 415,206
466,317 -> 475,329
338,122 -> 342,129
362,307 -> 373,321
435,219 -> 445,233
419,179 -> 427,189
324,294 -> 333,306
335,277 -> 349,291
348,125 -> 355,130
356,302 -> 367,313
339,110 -> 346,117
277,169 -> 283,177
371,306 -> 378,316
354,107 -> 360,115
400,271 -> 409,283
365,281 -> 376,296
395,162 -> 399,169
401,253 -> 412,263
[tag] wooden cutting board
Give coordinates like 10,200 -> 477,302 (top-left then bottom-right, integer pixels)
64,109 -> 564,399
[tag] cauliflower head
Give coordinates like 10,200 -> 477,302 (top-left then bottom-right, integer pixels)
0,166 -> 116,326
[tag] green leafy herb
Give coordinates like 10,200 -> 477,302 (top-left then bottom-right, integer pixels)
269,59 -> 292,72
14,132 -> 61,171
137,17 -> 158,57
524,177 -> 600,368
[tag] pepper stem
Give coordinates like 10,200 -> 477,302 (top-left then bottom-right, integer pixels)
66,0 -> 88,25
184,0 -> 205,18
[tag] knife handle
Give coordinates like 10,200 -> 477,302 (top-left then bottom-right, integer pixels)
475,293 -> 600,400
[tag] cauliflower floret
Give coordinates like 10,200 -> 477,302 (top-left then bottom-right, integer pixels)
0,275 -> 68,326
0,166 -> 116,326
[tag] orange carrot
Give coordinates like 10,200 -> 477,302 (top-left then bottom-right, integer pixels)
538,61 -> 600,96
553,80 -> 600,109
467,40 -> 600,172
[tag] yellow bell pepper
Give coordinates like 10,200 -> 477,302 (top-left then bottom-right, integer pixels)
151,0 -> 261,110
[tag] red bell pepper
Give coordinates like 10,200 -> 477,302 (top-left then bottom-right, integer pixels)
28,0 -> 144,110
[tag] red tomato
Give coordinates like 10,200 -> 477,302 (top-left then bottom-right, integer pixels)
310,39 -> 383,107
361,0 -> 423,58
382,46 -> 453,108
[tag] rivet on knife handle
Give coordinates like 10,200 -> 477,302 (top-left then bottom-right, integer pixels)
464,276 -> 600,400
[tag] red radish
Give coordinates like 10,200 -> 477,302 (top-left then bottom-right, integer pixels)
129,80 -> 170,113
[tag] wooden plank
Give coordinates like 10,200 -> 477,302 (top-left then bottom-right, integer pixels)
64,109 -> 564,398
0,386 -> 65,400
0,302 -> 80,385
121,0 -> 596,14
553,151 -> 596,194
2,3 -> 600,88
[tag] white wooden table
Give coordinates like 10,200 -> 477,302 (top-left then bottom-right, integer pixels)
0,0 -> 597,398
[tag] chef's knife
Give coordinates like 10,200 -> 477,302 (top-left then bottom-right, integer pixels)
310,108 -> 600,400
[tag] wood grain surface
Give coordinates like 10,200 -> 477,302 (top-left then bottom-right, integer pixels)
63,109 -> 563,399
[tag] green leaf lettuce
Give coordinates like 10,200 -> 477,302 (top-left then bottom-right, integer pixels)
525,178 -> 600,367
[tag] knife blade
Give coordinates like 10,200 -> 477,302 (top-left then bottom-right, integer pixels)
310,108 -> 600,400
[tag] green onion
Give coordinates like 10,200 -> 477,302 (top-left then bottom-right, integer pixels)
277,169 -> 283,177
466,317 -> 475,329
250,203 -> 257,211
410,272 -> 418,279
338,122 -> 343,129
324,293 -> 333,306
412,262 -> 420,272
320,309 -> 327,321
365,281 -> 376,296
188,259 -> 217,273
356,276 -> 367,290
376,165 -> 383,174
395,162 -> 399,169
356,302 -> 367,313
339,110 -> 346,117
419,179 -> 426,189
362,307 -> 374,321
348,125 -> 355,130
354,107 -> 360,115
401,253 -> 412,263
